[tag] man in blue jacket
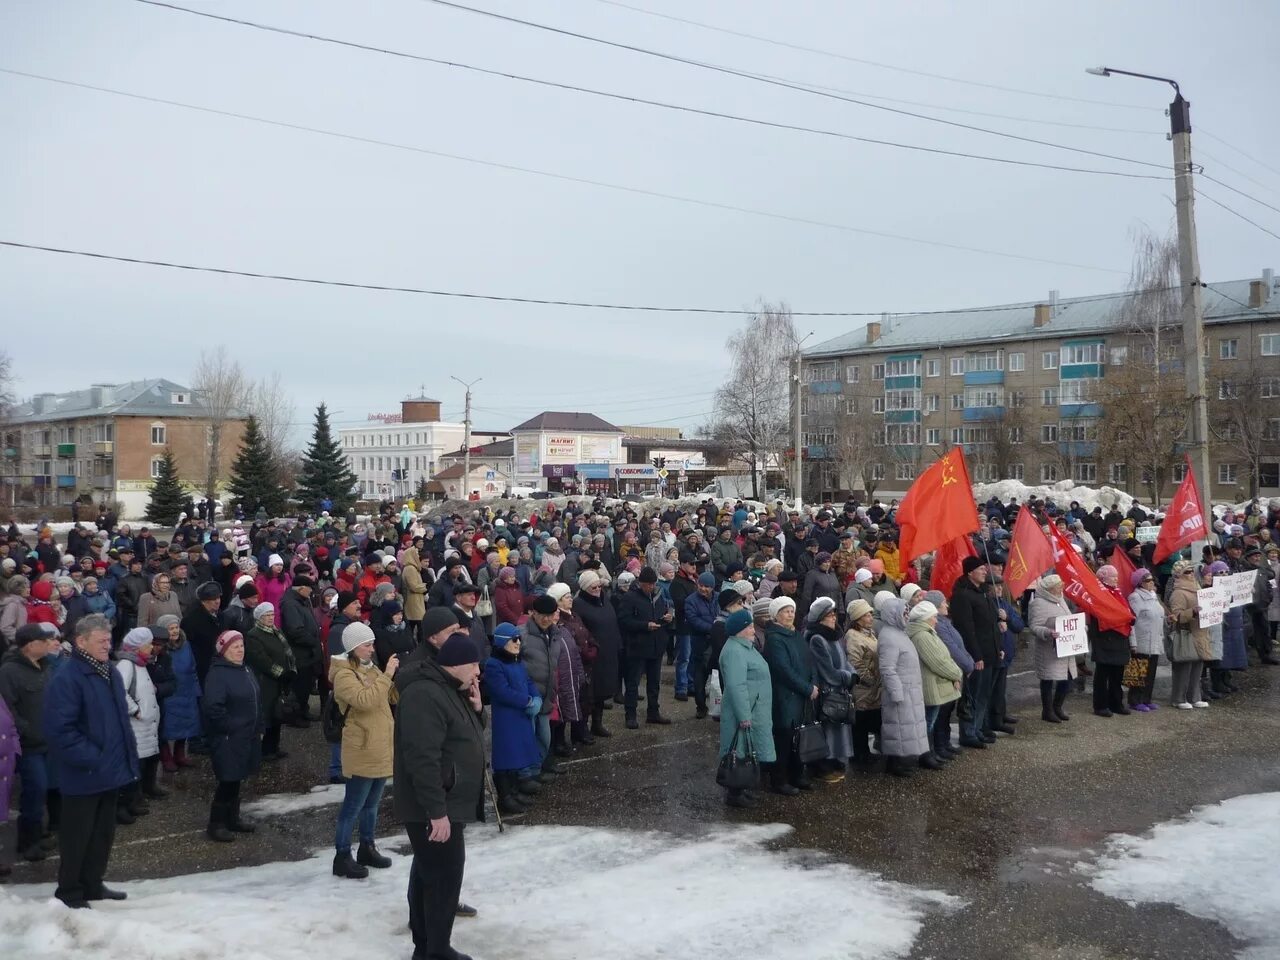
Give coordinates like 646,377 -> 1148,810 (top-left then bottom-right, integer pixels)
683,572 -> 720,719
43,612 -> 139,909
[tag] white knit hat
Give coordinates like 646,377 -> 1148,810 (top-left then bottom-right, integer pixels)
907,600 -> 938,622
253,602 -> 274,621
341,621 -> 376,654
873,590 -> 898,612
854,568 -> 872,584
546,583 -> 571,602
267,553 -> 284,568
577,570 -> 601,590
900,583 -> 922,603
767,596 -> 796,620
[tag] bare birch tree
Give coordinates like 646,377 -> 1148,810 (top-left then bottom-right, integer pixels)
1210,360 -> 1280,498
192,348 -> 249,511
245,371 -> 297,478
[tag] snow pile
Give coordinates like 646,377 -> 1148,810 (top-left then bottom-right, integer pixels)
242,782 -> 355,817
1084,792 -> 1280,960
973,479 -> 1138,514
0,823 -> 957,960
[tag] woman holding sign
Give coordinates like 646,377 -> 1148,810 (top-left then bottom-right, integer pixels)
1166,562 -> 1210,709
1027,575 -> 1075,723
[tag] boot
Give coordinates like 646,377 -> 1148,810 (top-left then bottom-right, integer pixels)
116,803 -> 136,825
228,798 -> 256,834
356,841 -> 392,868
918,752 -> 943,771
541,756 -> 565,776
551,724 -> 573,758
514,775 -> 541,796
17,824 -> 46,862
174,740 -> 194,768
590,719 -> 612,738
331,850 -> 368,879
206,803 -> 234,842
571,721 -> 595,747
1040,681 -> 1060,723
496,773 -> 532,814
1053,686 -> 1071,721
142,764 -> 168,799
160,742 -> 178,774
886,756 -> 914,778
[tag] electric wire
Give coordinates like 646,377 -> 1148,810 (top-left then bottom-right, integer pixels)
1194,190 -> 1280,242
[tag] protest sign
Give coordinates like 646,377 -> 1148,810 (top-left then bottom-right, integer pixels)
1226,571 -> 1256,607
1054,613 -> 1089,658
1197,583 -> 1229,627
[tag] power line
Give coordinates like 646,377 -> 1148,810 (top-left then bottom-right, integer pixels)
1194,189 -> 1280,242
1195,147 -> 1280,200
588,0 -> 1159,112
0,238 -> 1179,316
421,0 -> 1168,172
133,0 -> 1168,178
1199,127 -> 1280,179
1198,172 -> 1280,218
0,68 -> 1127,275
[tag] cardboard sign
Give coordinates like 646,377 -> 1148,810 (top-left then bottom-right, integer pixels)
1054,613 -> 1089,659
1226,571 -> 1257,607
1197,583 -> 1229,627
1135,526 -> 1160,543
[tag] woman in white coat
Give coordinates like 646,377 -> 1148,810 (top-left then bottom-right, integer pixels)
115,626 -> 164,824
1027,575 -> 1075,723
875,597 -> 928,778
1126,569 -> 1166,712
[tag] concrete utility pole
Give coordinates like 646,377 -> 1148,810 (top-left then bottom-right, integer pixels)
1087,67 -> 1212,520
451,376 -> 482,499
793,332 -> 814,512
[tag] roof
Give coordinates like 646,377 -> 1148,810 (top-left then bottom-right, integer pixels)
439,439 -> 515,460
510,411 -> 622,433
432,463 -> 507,480
6,379 -> 246,424
805,276 -> 1280,358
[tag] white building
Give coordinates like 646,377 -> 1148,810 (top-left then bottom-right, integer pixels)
510,412 -> 624,491
338,395 -> 504,501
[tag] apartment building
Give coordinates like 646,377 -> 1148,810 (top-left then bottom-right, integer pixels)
1,379 -> 246,516
799,271 -> 1280,503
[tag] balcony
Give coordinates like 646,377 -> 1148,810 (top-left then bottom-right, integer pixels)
963,370 -> 1005,386
32,445 -> 52,457
1058,441 -> 1098,457
1059,403 -> 1102,419
2,447 -> 16,459
56,474 -> 77,489
57,443 -> 76,457
808,380 -> 843,395
91,473 -> 114,489
962,406 -> 1006,421
93,441 -> 114,455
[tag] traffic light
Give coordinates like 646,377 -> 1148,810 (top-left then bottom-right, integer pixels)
651,456 -> 666,469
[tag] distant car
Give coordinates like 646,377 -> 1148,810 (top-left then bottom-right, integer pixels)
528,491 -> 554,500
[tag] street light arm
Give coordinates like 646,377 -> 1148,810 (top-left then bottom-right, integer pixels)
1085,65 -> 1179,96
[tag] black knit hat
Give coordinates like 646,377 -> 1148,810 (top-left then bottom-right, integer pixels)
531,594 -> 558,615
437,633 -> 480,666
421,606 -> 459,639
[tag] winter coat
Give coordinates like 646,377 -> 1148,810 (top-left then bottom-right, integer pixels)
330,655 -> 397,779
0,695 -> 17,820
82,588 -> 116,624
244,624 -> 294,725
519,617 -> 561,714
0,646 -> 49,752
800,568 -> 841,621
400,548 -> 428,623
373,621 -> 415,671
254,571 -> 292,611
0,593 -> 29,647
1127,588 -> 1166,657
453,606 -> 489,664
616,586 -> 669,661
553,623 -> 585,723
906,620 -> 963,707
279,589 -> 322,676
844,627 -> 882,710
201,656 -> 263,782
393,646 -> 485,824
160,640 -> 202,740
1167,578 -> 1212,661
182,604 -> 223,684
483,651 -> 542,773
494,580 -> 525,626
948,576 -> 1001,664
44,652 -> 140,795
115,657 -> 161,759
877,604 -> 929,758
709,539 -> 743,578
935,615 -> 975,675
137,590 -> 181,628
1027,587 -> 1078,681
1220,602 -> 1248,671
717,633 -> 775,763
1089,616 -> 1133,667
573,591 -> 621,700
762,623 -> 814,732
808,624 -> 854,762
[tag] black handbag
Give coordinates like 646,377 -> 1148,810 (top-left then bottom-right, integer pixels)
716,728 -> 760,790
820,687 -> 853,723
792,703 -> 829,764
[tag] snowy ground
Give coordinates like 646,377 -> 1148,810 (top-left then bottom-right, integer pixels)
240,782 -> 354,817
0,823 -> 957,960
1082,792 -> 1280,960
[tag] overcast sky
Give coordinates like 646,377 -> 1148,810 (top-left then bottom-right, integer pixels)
4,0 -> 1278,442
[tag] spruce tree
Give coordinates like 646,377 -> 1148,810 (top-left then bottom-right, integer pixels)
296,402 -> 359,513
227,415 -> 286,517
144,449 -> 187,525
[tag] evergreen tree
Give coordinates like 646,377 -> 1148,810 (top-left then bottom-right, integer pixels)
144,449 -> 187,525
415,476 -> 431,503
296,402 -> 359,512
227,415 -> 286,517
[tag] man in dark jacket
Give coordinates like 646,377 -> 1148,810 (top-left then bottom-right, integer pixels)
131,527 -> 159,561
279,576 -> 321,725
113,555 -> 148,643
0,623 -> 59,860
682,572 -> 719,719
182,582 -> 225,684
221,582 -> 260,638
616,567 -> 673,729
948,556 -> 1001,748
450,583 -> 488,663
394,633 -> 485,960
519,596 -> 563,774
43,613 -> 138,908
668,555 -> 700,701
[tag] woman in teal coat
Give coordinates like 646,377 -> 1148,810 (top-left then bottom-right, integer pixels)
763,596 -> 820,792
718,607 -> 773,809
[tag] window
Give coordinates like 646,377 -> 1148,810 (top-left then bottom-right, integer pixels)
1041,424 -> 1059,442
885,358 -> 919,377
949,357 -> 964,376
1109,346 -> 1128,366
965,350 -> 1003,372
803,430 -> 836,447
1062,343 -> 1102,364
1075,463 -> 1097,483
870,464 -> 885,481
1262,377 -> 1280,399
962,426 -> 995,445
171,392 -> 188,404
1041,463 -> 1059,482
873,428 -> 886,446
964,387 -> 1003,408
1008,352 -> 1025,372
1260,462 -> 1280,489
1219,380 -> 1238,400
1060,379 -> 1097,404
1218,464 -> 1237,485
925,394 -> 939,413
844,398 -> 859,415
1261,334 -> 1280,356
1265,419 -> 1280,441
1219,339 -> 1239,360
376,456 -> 384,471
950,427 -> 963,445
1042,351 -> 1059,370
926,428 -> 941,446
1009,390 -> 1027,408
1172,461 -> 1187,483
1041,388 -> 1058,406
1009,426 -> 1024,444
1110,463 -> 1128,484
845,364 -> 860,383
950,393 -> 964,410
805,394 -> 837,414
885,424 -> 919,445
926,359 -> 940,377
1009,463 -> 1024,481
360,457 -> 367,471
1059,419 -> 1097,442
150,424 -> 166,445
872,397 -> 885,414
150,457 -> 164,479
885,389 -> 920,411
871,363 -> 885,381
896,463 -> 916,481
804,361 -> 837,382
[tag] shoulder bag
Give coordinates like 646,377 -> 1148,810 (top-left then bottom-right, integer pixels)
819,686 -> 853,723
322,692 -> 351,744
716,727 -> 759,790
792,702 -> 829,764
475,585 -> 495,618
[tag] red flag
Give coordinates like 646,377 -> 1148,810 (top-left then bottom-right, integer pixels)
1154,456 -> 1208,563
1005,506 -> 1055,597
931,535 -> 976,601
897,448 -> 981,564
1109,547 -> 1140,598
1045,519 -> 1133,632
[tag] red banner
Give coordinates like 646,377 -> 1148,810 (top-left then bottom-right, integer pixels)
1154,455 -> 1208,563
1109,547 -> 1140,598
897,448 -> 981,564
1046,519 -> 1133,632
932,535 -> 977,600
1005,506 -> 1055,597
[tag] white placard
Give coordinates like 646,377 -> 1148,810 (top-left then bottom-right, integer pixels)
1197,583 -> 1229,627
1054,613 -> 1089,658
1226,571 -> 1256,607
1135,526 -> 1159,543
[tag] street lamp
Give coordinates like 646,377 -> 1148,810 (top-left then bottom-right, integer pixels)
1086,66 -> 1211,522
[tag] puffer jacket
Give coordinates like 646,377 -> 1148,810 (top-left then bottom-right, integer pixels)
1127,587 -> 1166,656
906,619 -> 963,706
843,627 -> 881,710
330,655 -> 397,779
1027,586 -> 1077,681
115,657 -> 161,759
877,610 -> 928,758
400,548 -> 428,623
0,593 -> 29,647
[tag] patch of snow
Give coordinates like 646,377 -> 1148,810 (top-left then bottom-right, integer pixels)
973,480 -> 1139,515
1083,792 -> 1280,960
0,823 -> 957,960
241,782 -> 354,817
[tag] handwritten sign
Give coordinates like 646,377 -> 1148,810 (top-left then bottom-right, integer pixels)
1135,526 -> 1159,543
1226,571 -> 1256,607
1197,583 -> 1229,627
1054,613 -> 1089,659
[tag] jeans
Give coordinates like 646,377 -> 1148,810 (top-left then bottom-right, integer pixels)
625,656 -> 662,720
16,752 -> 49,832
328,742 -> 343,779
534,713 -> 551,760
334,775 -> 387,853
924,705 -> 940,733
961,666 -> 995,740
674,634 -> 692,694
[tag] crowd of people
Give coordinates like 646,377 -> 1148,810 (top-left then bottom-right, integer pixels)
0,491 -> 1277,959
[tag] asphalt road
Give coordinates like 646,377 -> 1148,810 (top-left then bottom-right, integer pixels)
10,662 -> 1279,959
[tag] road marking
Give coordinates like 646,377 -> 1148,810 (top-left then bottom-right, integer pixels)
1010,670 -> 1034,678
560,735 -> 700,766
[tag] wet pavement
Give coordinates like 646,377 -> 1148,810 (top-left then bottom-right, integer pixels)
11,662 -> 1279,959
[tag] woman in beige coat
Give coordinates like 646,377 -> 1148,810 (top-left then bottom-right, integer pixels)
137,572 -> 181,628
1166,561 -> 1211,709
844,598 -> 882,769
329,620 -> 399,880
399,546 -> 428,638
1027,575 -> 1075,723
